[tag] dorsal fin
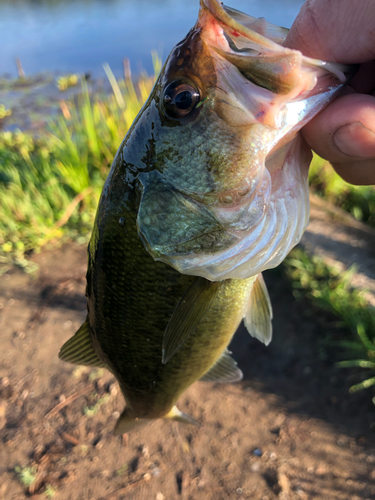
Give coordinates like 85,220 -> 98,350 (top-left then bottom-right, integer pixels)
200,349 -> 243,383
162,278 -> 222,364
244,273 -> 273,345
59,318 -> 106,367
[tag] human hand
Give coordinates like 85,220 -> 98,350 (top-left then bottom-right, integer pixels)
285,0 -> 375,185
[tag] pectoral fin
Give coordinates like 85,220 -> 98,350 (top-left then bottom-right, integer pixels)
244,273 -> 273,345
59,318 -> 106,368
162,278 -> 222,364
200,349 -> 243,383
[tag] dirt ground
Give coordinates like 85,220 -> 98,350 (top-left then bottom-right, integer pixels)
1,243 -> 375,500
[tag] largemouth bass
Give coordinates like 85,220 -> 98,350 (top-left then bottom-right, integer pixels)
59,0 -> 352,433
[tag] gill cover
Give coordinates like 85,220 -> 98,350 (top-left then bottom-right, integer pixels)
136,0 -> 353,281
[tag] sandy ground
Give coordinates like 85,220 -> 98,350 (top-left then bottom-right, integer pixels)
1,243 -> 375,500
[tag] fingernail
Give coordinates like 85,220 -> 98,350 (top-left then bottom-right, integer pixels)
334,121 -> 375,158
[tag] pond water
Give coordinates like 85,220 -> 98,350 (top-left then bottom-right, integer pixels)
1,0 -> 305,78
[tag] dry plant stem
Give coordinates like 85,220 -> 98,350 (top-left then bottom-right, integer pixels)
16,57 -> 25,78
105,478 -> 148,499
44,384 -> 93,420
59,100 -> 72,120
54,186 -> 93,230
28,456 -> 49,495
60,432 -> 79,446
34,187 -> 94,251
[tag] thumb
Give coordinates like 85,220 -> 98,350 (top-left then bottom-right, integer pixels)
301,93 -> 375,185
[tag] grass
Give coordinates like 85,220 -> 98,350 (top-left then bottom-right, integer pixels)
0,54 -> 160,274
14,465 -> 37,487
14,465 -> 56,497
309,154 -> 375,226
44,485 -> 57,498
283,247 -> 375,401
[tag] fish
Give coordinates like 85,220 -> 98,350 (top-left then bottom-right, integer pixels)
59,0 -> 352,433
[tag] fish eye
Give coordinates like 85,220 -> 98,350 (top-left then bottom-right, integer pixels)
162,80 -> 200,119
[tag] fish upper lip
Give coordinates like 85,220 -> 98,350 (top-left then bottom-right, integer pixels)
200,0 -> 354,85
200,0 -> 281,51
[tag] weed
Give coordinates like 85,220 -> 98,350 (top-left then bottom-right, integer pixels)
336,323 -> 375,395
14,465 -> 37,487
116,464 -> 129,476
44,484 -> 56,498
0,104 -> 12,119
88,368 -> 105,382
56,74 -> 79,91
83,394 -> 111,417
78,444 -> 89,456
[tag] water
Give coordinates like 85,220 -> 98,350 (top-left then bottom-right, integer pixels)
0,0 -> 305,78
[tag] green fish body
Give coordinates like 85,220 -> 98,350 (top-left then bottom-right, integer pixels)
60,0 -> 351,432
60,162 -> 270,431
90,212 -> 259,431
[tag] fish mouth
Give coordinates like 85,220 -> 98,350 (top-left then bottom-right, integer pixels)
200,0 -> 351,84
197,0 -> 354,132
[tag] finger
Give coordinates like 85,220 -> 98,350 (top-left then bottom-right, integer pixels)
330,158 -> 375,185
301,93 -> 375,161
285,0 -> 375,63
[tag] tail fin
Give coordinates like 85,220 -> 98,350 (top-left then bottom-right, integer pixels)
114,406 -> 201,434
114,408 -> 151,435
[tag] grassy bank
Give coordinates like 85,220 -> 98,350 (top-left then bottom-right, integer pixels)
0,58 -> 160,271
309,154 -> 375,227
1,61 -> 374,404
283,248 -> 375,401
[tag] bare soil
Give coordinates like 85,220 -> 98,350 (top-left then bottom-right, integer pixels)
1,243 -> 375,500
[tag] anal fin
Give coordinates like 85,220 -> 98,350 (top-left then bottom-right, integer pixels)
200,349 -> 243,383
244,273 -> 273,346
59,317 -> 106,368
